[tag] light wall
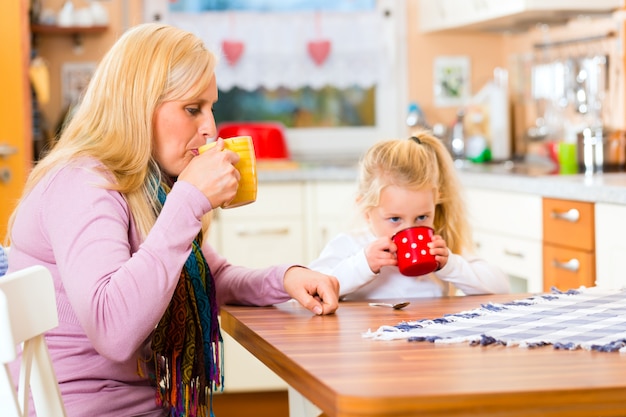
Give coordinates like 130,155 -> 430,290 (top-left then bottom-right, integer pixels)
35,1 -> 624,144
405,1 -> 507,128
34,0 -> 143,127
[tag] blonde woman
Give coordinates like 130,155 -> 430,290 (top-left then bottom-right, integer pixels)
6,23 -> 338,417
309,132 -> 509,300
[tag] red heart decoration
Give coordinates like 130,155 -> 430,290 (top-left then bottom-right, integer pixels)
222,40 -> 245,66
307,39 -> 331,66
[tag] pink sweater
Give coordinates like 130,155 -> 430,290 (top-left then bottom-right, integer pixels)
7,158 -> 291,416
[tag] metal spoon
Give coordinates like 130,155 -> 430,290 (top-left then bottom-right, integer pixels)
368,301 -> 410,310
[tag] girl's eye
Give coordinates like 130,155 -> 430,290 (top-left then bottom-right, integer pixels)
416,215 -> 428,222
389,217 -> 401,224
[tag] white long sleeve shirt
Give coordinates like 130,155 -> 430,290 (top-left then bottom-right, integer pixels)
308,228 -> 510,300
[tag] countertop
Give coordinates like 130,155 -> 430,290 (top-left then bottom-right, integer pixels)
256,159 -> 626,205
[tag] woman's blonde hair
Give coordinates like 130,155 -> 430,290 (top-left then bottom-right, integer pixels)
356,131 -> 473,254
8,23 -> 217,241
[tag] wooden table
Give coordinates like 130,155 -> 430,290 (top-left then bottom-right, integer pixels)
220,294 -> 626,417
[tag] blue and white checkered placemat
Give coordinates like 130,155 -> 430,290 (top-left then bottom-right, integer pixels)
363,288 -> 626,352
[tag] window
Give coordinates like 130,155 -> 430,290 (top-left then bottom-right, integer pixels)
144,0 -> 407,160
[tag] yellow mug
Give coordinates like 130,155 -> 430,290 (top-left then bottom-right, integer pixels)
198,136 -> 257,208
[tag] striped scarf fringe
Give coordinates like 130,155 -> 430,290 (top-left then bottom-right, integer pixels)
148,182 -> 223,417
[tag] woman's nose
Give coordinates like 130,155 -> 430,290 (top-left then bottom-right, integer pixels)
199,114 -> 217,139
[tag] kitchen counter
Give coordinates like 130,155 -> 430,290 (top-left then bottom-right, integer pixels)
257,159 -> 626,205
257,160 -> 359,182
458,171 -> 626,205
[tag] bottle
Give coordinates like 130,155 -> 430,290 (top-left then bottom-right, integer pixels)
450,110 -> 465,160
406,102 -> 428,130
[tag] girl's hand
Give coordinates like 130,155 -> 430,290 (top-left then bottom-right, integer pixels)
428,235 -> 450,270
364,237 -> 397,274
179,138 -> 241,208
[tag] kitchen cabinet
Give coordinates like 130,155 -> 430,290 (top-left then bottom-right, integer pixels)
210,179 -> 357,394
542,198 -> 595,291
212,182 -> 307,267
595,202 -> 626,290
306,181 -> 358,261
418,0 -> 623,33
465,187 -> 543,293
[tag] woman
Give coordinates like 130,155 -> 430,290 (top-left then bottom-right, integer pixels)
6,23 -> 338,417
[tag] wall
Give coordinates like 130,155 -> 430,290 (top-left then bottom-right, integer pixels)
36,2 -> 623,144
36,1 -> 507,136
405,1 -> 507,128
34,0 -> 143,130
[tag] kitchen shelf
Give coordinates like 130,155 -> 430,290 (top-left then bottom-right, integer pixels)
30,24 -> 108,51
30,24 -> 108,35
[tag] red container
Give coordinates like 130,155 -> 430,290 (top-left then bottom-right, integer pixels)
392,226 -> 438,276
217,122 -> 290,160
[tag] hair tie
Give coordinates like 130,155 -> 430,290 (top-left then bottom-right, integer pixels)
409,136 -> 421,144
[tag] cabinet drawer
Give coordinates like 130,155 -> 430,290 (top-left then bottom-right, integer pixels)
542,198 -> 594,251
542,244 -> 595,291
220,219 -> 306,267
312,181 -> 357,217
473,231 -> 542,293
465,189 -> 542,240
220,182 -> 304,219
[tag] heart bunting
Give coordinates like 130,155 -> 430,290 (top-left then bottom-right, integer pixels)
307,39 -> 331,66
222,40 -> 245,66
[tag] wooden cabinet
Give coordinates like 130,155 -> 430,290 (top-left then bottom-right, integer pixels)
542,198 -> 595,291
595,202 -> 626,290
465,188 -> 543,293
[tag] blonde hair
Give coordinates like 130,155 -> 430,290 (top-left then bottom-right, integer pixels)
356,131 -> 473,254
8,23 -> 217,241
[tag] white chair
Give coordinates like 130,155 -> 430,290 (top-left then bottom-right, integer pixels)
0,265 -> 67,417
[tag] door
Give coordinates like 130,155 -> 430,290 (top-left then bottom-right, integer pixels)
0,0 -> 31,242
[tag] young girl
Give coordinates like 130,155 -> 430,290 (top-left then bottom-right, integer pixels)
308,132 -> 510,300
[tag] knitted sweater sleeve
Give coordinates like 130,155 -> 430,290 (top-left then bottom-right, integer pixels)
36,163 -> 289,363
38,165 -> 213,362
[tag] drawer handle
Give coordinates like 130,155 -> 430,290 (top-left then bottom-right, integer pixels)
236,227 -> 290,237
550,208 -> 580,223
552,258 -> 580,272
503,249 -> 524,258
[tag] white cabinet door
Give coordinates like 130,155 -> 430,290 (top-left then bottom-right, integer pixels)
215,182 -> 307,267
473,230 -> 543,293
220,219 -> 306,267
213,182 -> 305,393
465,188 -> 542,240
220,322 -> 288,392
465,187 -> 543,293
306,181 -> 358,263
595,203 -> 626,290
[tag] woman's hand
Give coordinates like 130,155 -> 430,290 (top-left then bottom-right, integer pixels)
179,138 -> 241,208
428,235 -> 450,270
364,237 -> 397,274
283,267 -> 339,315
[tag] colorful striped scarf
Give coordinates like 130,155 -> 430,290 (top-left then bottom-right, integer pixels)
150,182 -> 223,416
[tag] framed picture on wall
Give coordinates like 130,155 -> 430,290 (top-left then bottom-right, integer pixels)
433,56 -> 470,107
61,62 -> 97,108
